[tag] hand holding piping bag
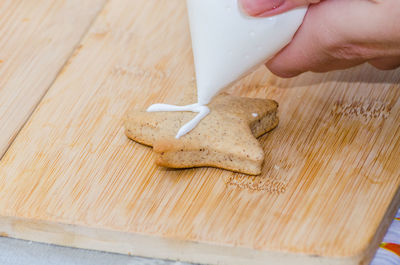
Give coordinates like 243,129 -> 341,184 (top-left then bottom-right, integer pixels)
240,0 -> 400,77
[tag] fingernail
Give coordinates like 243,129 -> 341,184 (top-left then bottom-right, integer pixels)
240,0 -> 285,16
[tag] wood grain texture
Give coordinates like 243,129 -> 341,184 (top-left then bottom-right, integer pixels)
0,0 -> 106,157
0,0 -> 399,265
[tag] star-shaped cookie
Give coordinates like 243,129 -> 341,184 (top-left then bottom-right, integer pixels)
124,92 -> 278,175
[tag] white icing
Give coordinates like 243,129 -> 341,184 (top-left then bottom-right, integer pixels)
147,103 -> 200,113
147,103 -> 210,139
252,113 -> 258,117
186,0 -> 307,104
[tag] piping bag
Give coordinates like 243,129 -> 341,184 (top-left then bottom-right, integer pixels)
148,0 -> 308,138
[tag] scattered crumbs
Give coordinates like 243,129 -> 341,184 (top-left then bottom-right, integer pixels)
252,113 -> 258,117
274,165 -> 280,170
225,175 -> 287,194
331,100 -> 390,123
113,64 -> 170,80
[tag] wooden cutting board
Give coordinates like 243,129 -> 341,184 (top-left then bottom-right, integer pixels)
0,0 -> 106,157
0,1 -> 399,265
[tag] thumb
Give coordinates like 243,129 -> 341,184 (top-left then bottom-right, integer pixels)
240,0 -> 320,17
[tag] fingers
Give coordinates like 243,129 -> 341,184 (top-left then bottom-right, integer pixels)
240,0 -> 320,17
239,0 -> 400,77
265,0 -> 400,77
266,2 -> 364,77
369,56 -> 400,70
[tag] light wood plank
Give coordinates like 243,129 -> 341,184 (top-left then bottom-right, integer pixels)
0,0 -> 106,157
0,0 -> 399,264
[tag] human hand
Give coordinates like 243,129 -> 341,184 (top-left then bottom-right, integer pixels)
240,0 -> 320,17
240,0 -> 400,77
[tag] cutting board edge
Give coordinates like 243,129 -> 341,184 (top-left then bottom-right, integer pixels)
0,214 -> 386,265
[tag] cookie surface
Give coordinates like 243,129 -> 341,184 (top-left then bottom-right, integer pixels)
124,92 -> 278,175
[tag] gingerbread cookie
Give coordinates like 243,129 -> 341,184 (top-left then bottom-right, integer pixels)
124,92 -> 278,175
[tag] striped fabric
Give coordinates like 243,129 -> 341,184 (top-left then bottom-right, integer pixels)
371,208 -> 400,265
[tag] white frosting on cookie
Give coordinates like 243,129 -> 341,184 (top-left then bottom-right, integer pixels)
147,103 -> 210,139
